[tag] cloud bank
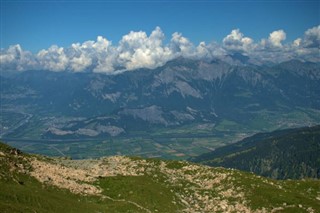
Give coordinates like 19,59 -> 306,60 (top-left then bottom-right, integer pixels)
1,25 -> 319,73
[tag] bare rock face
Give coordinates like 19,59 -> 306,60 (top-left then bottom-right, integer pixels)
120,105 -> 168,125
45,124 -> 125,138
46,127 -> 73,136
96,125 -> 125,137
9,148 -> 21,156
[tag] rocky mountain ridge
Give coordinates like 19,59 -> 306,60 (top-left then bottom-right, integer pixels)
1,58 -> 319,140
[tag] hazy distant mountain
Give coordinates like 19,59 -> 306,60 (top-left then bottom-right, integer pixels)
1,58 -> 319,138
191,125 -> 320,179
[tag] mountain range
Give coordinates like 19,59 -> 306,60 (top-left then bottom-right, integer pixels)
1,58 -> 319,138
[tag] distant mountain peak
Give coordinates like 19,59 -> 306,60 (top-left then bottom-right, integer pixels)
227,52 -> 250,64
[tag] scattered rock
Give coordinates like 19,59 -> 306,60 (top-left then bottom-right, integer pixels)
9,148 -> 21,155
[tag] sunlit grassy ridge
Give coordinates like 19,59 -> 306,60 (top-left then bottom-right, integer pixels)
0,142 -> 319,212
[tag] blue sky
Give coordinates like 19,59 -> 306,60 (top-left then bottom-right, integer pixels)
1,0 -> 319,52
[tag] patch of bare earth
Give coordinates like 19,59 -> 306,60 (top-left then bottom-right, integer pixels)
30,159 -> 101,195
158,162 -> 254,213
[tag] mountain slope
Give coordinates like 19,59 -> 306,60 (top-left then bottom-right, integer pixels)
1,142 -> 320,212
1,59 -> 320,138
191,125 -> 320,179
1,59 -> 320,159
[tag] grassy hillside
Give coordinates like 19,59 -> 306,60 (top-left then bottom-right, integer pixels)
0,141 -> 319,212
192,125 -> 320,179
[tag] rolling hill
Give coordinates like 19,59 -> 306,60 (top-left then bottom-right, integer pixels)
0,141 -> 320,212
191,125 -> 320,179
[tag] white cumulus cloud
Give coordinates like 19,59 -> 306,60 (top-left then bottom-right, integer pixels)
37,45 -> 69,72
116,26 -> 173,71
269,30 -> 286,47
298,25 -> 320,48
170,32 -> 195,56
69,53 -> 92,72
1,26 -> 319,73
223,29 -> 254,52
0,44 -> 36,71
261,30 -> 286,48
68,36 -> 115,73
